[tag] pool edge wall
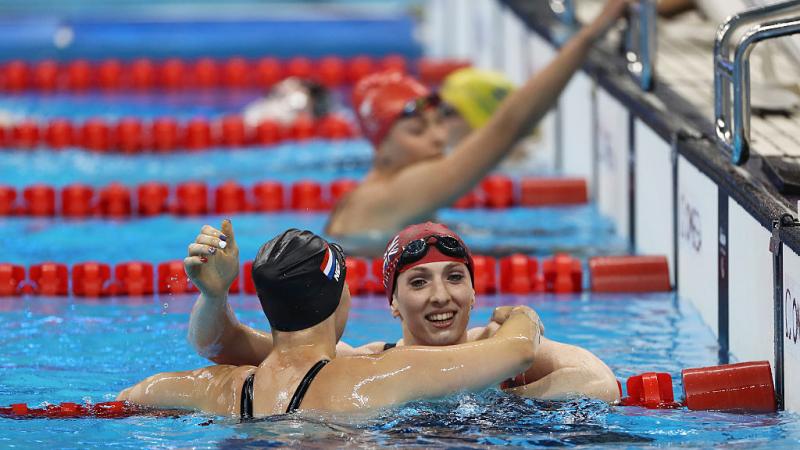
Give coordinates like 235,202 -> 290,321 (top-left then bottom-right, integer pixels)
424,0 -> 800,412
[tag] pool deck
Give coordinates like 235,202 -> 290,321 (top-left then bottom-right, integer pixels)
502,0 -> 800,254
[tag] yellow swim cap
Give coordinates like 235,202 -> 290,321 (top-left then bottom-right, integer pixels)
440,68 -> 515,129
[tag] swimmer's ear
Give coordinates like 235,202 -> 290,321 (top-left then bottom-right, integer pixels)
390,296 -> 401,319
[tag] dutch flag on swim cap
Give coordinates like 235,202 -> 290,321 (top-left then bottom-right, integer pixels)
320,243 -> 338,281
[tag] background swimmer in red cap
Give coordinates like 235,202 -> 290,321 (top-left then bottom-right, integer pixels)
187,221 -> 619,403
119,222 -> 543,417
325,0 -> 632,254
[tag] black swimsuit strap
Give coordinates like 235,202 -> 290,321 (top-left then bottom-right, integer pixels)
286,359 -> 330,414
240,372 -> 256,420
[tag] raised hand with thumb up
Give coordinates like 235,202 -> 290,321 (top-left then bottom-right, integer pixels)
184,219 -> 240,298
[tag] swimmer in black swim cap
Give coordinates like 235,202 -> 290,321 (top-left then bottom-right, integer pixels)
251,229 -> 347,334
119,221 -> 544,417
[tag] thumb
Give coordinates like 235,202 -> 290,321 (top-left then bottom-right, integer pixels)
491,306 -> 513,324
221,218 -> 237,251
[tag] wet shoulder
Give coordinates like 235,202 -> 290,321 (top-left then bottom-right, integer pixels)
299,355 -> 396,412
197,365 -> 256,416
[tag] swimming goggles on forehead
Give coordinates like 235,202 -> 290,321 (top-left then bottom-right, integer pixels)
398,234 -> 468,268
399,93 -> 453,119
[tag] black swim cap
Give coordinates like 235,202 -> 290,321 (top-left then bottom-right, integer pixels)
251,229 -> 346,332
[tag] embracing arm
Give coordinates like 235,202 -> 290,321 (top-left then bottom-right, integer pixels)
389,0 -> 631,215
504,338 -> 620,402
340,306 -> 542,409
117,365 -> 249,415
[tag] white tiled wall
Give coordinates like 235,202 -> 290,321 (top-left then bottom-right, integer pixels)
501,5 -> 529,84
727,199 -> 775,373
783,248 -> 800,412
634,120 -> 676,285
470,1 -> 501,68
527,33 -> 560,171
596,89 -> 630,239
560,72 -> 596,191
450,0 -> 472,60
677,156 -> 719,336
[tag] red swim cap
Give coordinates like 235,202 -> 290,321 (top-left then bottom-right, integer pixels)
352,71 -> 430,148
382,222 -> 474,304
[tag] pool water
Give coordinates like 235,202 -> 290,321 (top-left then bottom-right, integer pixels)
2,293 -> 800,448
0,31 -> 798,449
1,205 -> 625,267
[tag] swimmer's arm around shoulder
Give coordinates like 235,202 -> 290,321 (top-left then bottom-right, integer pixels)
117,365 -> 243,414
504,338 -> 620,402
342,308 -> 540,408
335,341 -> 386,356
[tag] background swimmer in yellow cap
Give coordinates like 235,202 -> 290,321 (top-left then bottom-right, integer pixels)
440,67 -> 542,170
440,68 -> 517,147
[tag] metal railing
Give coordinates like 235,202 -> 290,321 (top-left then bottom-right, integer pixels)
623,0 -> 657,91
714,0 -> 800,165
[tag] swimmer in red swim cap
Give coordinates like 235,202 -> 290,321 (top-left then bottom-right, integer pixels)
372,222 -> 618,401
187,221 -> 619,402
325,0 -> 632,254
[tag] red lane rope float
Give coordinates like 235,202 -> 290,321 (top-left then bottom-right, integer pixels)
588,256 -> 671,293
618,361 -> 777,414
0,114 -> 356,152
0,56 -> 470,92
0,401 -> 188,419
0,252 -> 672,298
0,177 -> 589,218
0,253 -> 582,298
682,361 -> 777,413
519,178 -> 588,207
620,372 -> 682,409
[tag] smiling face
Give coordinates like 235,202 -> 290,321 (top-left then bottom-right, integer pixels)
391,261 -> 475,346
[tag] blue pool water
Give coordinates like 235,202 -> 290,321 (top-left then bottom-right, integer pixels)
2,293 -> 800,448
2,206 -> 625,267
1,28 -> 798,448
0,7 -> 421,60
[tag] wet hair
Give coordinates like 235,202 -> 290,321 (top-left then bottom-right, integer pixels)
251,229 -> 346,332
